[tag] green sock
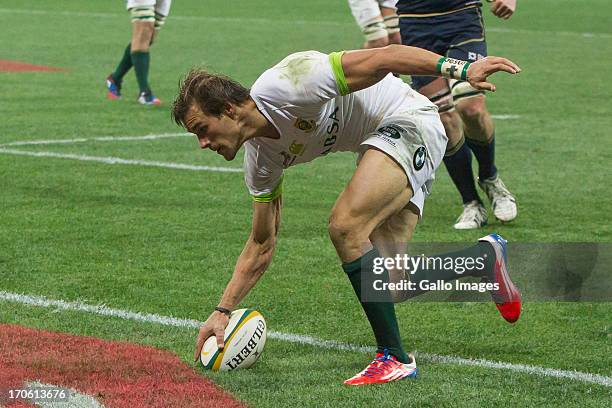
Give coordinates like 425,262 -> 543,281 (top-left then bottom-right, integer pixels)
111,43 -> 133,85
343,248 -> 409,363
131,50 -> 151,94
404,242 -> 495,298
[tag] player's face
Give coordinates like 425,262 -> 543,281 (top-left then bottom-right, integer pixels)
184,105 -> 242,161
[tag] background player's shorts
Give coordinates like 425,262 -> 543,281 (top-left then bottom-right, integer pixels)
348,0 -> 398,41
127,0 -> 171,29
399,7 -> 487,91
358,108 -> 447,217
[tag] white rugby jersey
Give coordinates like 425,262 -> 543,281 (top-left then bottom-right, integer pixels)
245,50 -> 434,202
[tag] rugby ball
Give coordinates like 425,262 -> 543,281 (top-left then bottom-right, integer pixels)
200,308 -> 267,371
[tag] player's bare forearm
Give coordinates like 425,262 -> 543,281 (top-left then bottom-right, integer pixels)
217,237 -> 275,309
193,199 -> 280,359
217,198 -> 281,310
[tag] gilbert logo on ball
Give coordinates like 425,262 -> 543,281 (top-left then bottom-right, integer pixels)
200,308 -> 267,371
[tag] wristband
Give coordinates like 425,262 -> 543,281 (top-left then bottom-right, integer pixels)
436,57 -> 471,81
214,306 -> 232,317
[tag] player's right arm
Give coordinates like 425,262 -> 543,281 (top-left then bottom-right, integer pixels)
337,44 -> 520,93
193,196 -> 281,361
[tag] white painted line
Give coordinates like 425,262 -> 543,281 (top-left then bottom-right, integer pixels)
486,26 -> 612,39
1,291 -> 610,388
1,132 -> 191,147
0,148 -> 242,173
0,8 -> 344,26
492,114 -> 521,120
1,8 -> 611,39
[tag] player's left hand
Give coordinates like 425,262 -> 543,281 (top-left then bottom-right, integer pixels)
490,0 -> 516,20
466,56 -> 521,92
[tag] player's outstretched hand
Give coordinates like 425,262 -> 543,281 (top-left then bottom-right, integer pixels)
490,0 -> 516,20
193,311 -> 229,362
466,56 -> 521,92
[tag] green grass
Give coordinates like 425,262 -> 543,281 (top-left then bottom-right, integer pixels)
1,0 -> 611,406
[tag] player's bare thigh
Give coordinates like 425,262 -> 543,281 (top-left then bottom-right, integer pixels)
328,148 -> 415,263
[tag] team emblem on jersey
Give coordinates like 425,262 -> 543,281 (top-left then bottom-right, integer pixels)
294,118 -> 316,133
377,124 -> 405,140
413,146 -> 427,171
289,141 -> 305,156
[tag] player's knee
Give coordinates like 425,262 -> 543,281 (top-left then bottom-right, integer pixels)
451,81 -> 486,122
457,100 -> 486,124
328,213 -> 366,247
131,27 -> 154,51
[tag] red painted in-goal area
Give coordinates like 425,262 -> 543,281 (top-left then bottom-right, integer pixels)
0,60 -> 65,72
0,324 -> 248,408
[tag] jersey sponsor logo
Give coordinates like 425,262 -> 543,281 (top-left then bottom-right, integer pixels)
321,106 -> 340,155
413,146 -> 427,171
377,124 -> 405,140
294,117 -> 316,133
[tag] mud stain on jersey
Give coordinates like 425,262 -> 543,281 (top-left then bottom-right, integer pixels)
278,56 -> 313,87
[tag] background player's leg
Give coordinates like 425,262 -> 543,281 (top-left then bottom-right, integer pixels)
419,78 -> 486,229
347,0 -> 389,49
456,95 -> 496,180
131,20 -> 155,99
456,95 -> 517,222
107,43 -> 133,98
380,6 -> 401,45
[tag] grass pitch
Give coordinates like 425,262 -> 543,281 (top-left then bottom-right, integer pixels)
1,0 -> 611,406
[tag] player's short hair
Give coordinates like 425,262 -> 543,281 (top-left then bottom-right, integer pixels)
172,69 -> 250,126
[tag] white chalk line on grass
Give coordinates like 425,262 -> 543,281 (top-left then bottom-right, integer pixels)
1,115 -> 519,148
0,115 -> 517,173
0,132 -> 191,147
0,291 -> 610,388
492,114 -> 521,120
0,8 -> 611,40
0,148 -> 242,173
